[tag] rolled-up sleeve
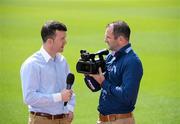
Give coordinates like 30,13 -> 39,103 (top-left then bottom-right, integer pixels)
67,93 -> 76,112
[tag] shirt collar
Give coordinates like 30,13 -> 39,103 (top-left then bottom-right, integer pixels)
40,46 -> 54,62
114,43 -> 132,58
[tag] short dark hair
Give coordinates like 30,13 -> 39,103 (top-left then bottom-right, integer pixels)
107,20 -> 131,40
41,20 -> 67,43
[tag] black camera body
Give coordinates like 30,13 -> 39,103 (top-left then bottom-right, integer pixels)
76,49 -> 109,74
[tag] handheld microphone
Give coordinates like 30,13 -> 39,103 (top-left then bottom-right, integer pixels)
64,73 -> 75,106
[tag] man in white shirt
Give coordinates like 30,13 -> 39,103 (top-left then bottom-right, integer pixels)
20,20 -> 75,124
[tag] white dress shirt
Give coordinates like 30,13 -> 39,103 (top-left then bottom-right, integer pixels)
20,47 -> 75,115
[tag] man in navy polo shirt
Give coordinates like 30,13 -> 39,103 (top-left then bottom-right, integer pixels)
90,20 -> 143,124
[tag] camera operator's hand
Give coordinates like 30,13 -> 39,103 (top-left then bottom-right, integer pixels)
90,68 -> 105,85
61,89 -> 73,102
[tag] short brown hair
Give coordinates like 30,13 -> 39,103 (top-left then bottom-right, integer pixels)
107,20 -> 131,40
41,20 -> 67,43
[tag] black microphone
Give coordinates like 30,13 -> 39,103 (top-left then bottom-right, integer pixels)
64,73 -> 75,106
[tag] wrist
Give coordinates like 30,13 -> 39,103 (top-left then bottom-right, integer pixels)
100,79 -> 105,86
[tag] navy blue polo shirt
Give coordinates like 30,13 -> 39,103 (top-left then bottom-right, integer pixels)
98,43 -> 143,115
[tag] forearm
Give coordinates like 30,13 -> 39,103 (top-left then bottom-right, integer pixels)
23,91 -> 62,107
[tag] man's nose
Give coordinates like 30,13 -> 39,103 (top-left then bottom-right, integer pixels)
104,37 -> 107,43
64,40 -> 67,45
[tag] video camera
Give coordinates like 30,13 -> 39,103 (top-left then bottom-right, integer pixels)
76,49 -> 109,74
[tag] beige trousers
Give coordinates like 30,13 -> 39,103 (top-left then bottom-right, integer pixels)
28,113 -> 71,124
97,115 -> 135,124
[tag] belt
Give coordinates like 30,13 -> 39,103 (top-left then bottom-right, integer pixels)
30,111 -> 67,120
99,113 -> 132,122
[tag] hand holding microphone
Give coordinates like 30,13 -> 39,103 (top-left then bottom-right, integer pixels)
61,89 -> 73,102
62,73 -> 75,106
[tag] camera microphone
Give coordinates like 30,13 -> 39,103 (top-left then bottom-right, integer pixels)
96,49 -> 109,55
64,73 -> 75,106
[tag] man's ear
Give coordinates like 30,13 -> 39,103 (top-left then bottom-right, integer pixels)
118,36 -> 126,44
116,36 -> 123,45
46,38 -> 53,45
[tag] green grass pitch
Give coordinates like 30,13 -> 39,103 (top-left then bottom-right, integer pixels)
0,0 -> 180,123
